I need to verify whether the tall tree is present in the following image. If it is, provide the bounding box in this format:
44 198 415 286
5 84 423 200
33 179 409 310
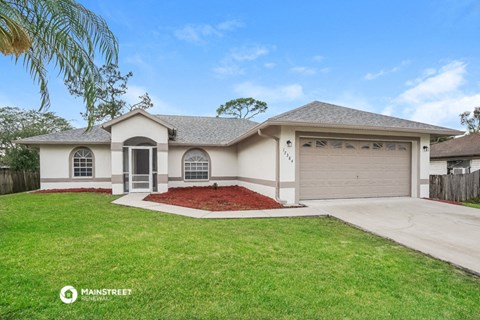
0 107 72 170
216 98 267 120
0 0 118 127
65 64 153 123
460 107 480 133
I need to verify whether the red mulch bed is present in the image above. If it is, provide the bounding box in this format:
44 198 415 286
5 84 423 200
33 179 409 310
34 188 112 194
144 186 283 211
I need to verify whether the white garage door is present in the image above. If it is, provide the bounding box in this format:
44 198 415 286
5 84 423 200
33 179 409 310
299 138 411 199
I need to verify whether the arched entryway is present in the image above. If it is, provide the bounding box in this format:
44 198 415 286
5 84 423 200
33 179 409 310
123 137 157 193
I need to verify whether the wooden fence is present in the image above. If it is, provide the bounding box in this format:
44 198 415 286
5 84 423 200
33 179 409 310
0 168 40 195
429 170 480 202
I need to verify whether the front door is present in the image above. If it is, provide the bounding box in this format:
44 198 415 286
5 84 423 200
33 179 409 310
129 147 152 192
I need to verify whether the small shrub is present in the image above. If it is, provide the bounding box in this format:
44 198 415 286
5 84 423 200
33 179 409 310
212 182 219 190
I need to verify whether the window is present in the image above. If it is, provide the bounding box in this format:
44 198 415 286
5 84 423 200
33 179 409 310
184 149 209 180
397 144 407 151
316 140 327 148
331 141 343 149
373 142 383 150
386 143 396 151
345 142 356 149
302 141 312 147
73 148 93 177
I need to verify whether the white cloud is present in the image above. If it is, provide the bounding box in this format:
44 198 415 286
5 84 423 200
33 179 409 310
233 81 304 102
364 60 411 80
212 64 245 77
290 66 316 75
397 60 466 104
229 45 269 61
264 62 276 69
174 19 243 44
390 60 475 128
125 54 150 69
213 45 271 77
216 19 244 31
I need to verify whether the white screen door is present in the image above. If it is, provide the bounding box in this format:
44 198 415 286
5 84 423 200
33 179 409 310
129 147 152 192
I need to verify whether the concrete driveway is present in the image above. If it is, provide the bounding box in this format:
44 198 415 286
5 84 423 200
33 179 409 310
303 197 480 275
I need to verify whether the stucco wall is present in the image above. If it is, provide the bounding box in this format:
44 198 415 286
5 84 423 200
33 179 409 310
110 114 170 194
429 160 447 175
39 144 111 189
236 132 277 198
168 145 238 187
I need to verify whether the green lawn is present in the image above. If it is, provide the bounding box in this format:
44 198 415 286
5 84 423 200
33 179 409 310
1 193 480 319
463 202 480 209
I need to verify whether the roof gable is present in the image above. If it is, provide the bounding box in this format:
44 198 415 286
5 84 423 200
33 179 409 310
102 109 175 132
268 101 462 136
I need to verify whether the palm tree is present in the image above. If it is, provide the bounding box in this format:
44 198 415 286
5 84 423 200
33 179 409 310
0 0 118 127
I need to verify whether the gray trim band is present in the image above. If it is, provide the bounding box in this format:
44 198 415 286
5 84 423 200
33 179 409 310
238 176 276 187
111 142 123 151
157 143 168 152
157 174 168 183
41 177 111 183
210 176 237 181
111 174 123 184
280 181 296 188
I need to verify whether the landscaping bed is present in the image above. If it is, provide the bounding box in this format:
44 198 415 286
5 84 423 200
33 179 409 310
144 186 283 211
34 188 112 194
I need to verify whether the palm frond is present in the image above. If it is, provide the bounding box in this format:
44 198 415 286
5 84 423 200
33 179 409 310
0 0 119 128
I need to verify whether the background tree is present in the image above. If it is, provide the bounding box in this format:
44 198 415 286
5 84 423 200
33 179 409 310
65 64 153 123
216 98 268 120
0 0 118 127
460 107 480 133
0 107 72 170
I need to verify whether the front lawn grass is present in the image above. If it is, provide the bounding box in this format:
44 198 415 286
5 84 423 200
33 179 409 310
463 202 480 209
1 193 480 319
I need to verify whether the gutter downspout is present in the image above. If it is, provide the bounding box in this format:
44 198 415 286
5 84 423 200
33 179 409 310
257 129 283 203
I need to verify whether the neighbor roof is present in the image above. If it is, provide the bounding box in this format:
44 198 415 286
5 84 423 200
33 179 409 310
430 134 480 159
267 101 462 136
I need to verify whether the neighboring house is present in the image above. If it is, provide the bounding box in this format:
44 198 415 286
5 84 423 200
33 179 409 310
430 133 480 175
18 101 461 204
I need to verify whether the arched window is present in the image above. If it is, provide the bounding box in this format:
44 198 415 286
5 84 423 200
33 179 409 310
72 148 93 177
184 149 209 180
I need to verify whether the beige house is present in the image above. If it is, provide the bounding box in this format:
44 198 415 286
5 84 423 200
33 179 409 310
18 101 461 204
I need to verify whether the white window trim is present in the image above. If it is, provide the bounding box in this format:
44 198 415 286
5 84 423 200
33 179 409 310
183 149 210 182
72 148 94 178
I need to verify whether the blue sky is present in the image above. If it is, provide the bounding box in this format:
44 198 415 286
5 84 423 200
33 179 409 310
1 0 480 129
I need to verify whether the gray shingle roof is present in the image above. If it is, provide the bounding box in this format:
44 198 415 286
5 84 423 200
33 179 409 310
17 101 462 146
430 134 480 159
19 126 111 144
17 116 257 146
269 101 461 134
158 115 257 145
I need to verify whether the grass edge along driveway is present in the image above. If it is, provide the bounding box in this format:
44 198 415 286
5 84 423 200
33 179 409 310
1 192 479 319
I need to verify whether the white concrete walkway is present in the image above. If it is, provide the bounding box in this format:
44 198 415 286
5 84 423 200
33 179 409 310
112 193 327 219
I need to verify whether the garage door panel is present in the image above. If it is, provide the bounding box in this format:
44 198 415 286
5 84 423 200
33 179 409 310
299 138 411 199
